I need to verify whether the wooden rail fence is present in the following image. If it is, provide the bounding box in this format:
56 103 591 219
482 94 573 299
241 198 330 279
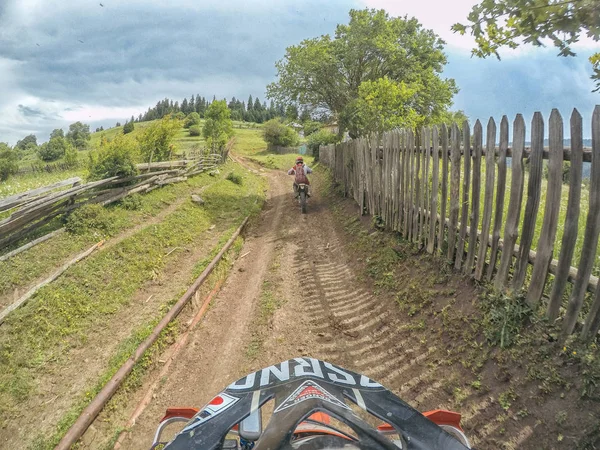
320 106 600 339
0 153 226 252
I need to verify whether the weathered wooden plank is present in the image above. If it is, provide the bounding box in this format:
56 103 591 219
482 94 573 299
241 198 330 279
413 133 422 243
423 127 431 250
403 131 410 236
448 124 461 262
438 125 449 254
0 177 81 212
455 121 471 269
429 126 440 254
526 110 564 307
465 120 483 275
486 116 509 280
512 112 544 290
495 115 526 289
419 129 427 246
407 130 415 241
548 109 583 320
136 160 195 170
475 118 497 280
0 228 65 262
0 240 104 324
580 107 600 338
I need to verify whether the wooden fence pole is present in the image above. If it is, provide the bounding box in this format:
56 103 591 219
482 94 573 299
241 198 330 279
429 126 440 253
438 124 449 254
495 115 526 289
475 118 497 280
526 109 564 307
548 109 583 320
487 116 509 280
455 121 471 269
513 112 544 291
464 120 482 275
448 123 461 262
577 107 600 338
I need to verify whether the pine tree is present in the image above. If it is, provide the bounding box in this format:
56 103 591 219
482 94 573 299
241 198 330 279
181 98 189 114
247 95 253 111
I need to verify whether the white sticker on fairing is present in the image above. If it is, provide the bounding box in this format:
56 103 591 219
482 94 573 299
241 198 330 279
182 392 239 432
273 380 351 413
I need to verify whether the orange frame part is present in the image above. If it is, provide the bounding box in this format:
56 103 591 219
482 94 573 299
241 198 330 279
377 409 464 433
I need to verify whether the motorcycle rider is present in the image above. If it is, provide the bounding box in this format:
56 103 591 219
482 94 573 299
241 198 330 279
287 156 312 198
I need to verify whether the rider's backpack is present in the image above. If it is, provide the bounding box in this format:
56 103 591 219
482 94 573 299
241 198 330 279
294 164 309 184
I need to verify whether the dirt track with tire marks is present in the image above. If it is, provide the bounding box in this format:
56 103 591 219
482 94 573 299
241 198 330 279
102 163 541 449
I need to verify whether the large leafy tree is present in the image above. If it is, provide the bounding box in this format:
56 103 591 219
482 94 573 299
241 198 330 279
267 8 458 136
452 0 600 91
202 100 233 151
66 121 91 149
138 117 181 162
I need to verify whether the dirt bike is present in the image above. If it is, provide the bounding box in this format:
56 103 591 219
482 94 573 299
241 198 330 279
297 183 309 214
151 358 471 449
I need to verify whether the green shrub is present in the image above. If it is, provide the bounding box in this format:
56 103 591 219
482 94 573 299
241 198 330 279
482 291 532 348
63 144 79 168
262 119 299 147
307 129 339 160
119 193 143 211
138 117 180 162
303 121 322 136
88 134 139 180
189 125 201 136
65 204 113 235
123 121 135 134
184 112 201 129
0 144 19 181
38 136 67 161
226 172 243 185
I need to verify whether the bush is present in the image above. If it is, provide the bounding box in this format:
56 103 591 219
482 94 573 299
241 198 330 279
262 119 299 147
303 121 322 137
123 121 135 134
63 144 79 168
226 172 243 185
189 125 201 136
0 144 19 181
65 204 113 235
138 117 180 162
307 129 339 160
119 193 143 210
38 136 67 161
184 112 201 129
88 134 139 180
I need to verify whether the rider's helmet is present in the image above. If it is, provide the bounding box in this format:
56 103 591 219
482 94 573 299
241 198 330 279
296 156 304 164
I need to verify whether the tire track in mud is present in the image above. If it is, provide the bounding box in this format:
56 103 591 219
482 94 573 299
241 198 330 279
282 189 537 449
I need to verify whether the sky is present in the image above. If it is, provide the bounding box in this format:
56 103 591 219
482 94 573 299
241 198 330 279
0 0 598 145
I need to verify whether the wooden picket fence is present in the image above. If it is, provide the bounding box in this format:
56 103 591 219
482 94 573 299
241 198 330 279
320 106 600 339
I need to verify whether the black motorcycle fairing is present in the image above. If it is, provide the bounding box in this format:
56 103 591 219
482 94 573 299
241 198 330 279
163 358 469 450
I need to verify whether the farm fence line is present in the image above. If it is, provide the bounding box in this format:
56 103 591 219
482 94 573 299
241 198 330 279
320 106 600 338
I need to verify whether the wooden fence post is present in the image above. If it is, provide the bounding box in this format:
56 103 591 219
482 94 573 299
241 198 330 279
487 116 508 280
526 109 564 307
495 115 526 289
475 118 497 280
577 107 600 338
548 109 583 320
455 121 471 270
429 126 440 254
448 123 461 262
513 112 544 291
438 125 449 254
465 120 482 275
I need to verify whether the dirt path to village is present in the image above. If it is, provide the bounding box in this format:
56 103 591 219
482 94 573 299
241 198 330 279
97 159 574 450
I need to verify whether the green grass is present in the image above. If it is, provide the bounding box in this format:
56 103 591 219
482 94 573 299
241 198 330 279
0 149 267 448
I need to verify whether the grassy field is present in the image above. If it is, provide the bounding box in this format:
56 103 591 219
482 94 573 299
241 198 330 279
0 129 268 449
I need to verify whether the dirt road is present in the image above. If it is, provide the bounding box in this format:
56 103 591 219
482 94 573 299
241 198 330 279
105 162 546 450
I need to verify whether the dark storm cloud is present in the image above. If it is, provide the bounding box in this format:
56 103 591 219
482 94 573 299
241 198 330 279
18 105 45 117
0 0 357 108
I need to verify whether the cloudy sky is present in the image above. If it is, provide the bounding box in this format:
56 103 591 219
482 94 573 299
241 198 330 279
0 0 598 144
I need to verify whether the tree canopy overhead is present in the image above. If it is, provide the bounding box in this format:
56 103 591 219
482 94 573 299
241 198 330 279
452 0 600 91
267 8 458 137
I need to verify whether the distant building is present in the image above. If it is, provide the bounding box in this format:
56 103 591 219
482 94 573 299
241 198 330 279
323 122 338 134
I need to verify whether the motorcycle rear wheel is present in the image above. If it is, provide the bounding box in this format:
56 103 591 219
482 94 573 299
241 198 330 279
300 191 307 214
